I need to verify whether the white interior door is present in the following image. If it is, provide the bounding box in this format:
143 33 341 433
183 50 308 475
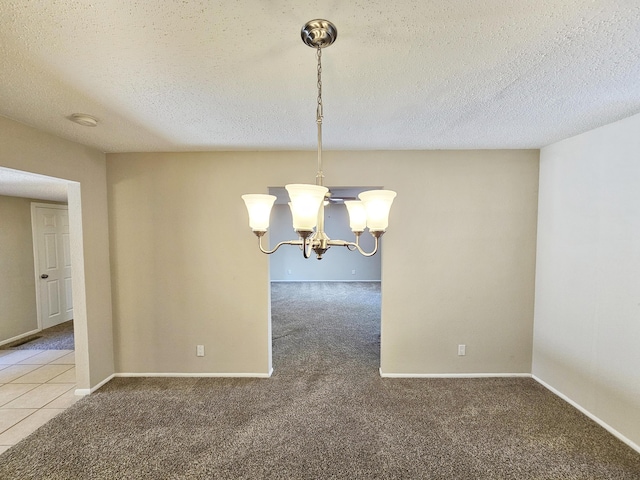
32 204 73 329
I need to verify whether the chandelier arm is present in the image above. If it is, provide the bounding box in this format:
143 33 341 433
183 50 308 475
326 236 381 257
256 233 383 257
258 236 303 255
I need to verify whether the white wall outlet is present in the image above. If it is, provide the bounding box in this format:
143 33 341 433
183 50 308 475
352 269 356 275
196 345 205 357
287 269 292 275
458 344 466 356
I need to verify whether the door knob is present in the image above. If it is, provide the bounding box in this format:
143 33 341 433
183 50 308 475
40 274 49 279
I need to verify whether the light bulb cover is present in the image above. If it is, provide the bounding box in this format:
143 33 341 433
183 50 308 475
358 190 397 232
344 200 367 232
241 194 277 231
285 184 328 231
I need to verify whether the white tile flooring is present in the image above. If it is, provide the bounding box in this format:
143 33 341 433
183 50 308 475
0 348 78 455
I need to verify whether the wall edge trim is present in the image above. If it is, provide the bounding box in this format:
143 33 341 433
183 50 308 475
114 372 273 378
379 369 531 378
75 370 274 396
0 328 41 347
75 373 115 396
532 374 640 454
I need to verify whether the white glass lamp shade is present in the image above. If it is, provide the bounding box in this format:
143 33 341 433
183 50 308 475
285 184 328 231
241 194 277 232
358 190 397 232
344 201 367 232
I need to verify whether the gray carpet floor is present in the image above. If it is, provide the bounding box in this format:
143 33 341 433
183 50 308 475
0 320 74 350
0 283 638 478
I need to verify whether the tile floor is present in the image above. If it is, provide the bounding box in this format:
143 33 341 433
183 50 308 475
0 348 78 455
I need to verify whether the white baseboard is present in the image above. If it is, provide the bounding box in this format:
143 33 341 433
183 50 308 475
75 373 115 396
379 369 531 378
114 371 273 379
0 328 40 347
75 370 274 396
532 375 640 455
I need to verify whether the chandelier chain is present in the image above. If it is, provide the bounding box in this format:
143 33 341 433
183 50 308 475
316 46 323 122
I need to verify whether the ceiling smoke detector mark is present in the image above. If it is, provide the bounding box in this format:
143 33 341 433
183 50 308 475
69 113 98 127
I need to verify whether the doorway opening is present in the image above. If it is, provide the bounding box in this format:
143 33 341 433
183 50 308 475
0 167 87 394
267 186 383 375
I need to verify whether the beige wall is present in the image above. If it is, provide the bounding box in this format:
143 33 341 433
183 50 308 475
0 196 38 343
380 150 539 374
0 116 114 391
534 113 640 448
107 150 539 375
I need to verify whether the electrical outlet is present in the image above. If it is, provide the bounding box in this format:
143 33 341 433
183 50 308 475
287 269 292 275
458 344 466 356
352 269 356 275
196 345 205 357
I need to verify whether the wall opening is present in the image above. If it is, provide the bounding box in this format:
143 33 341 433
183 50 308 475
0 167 87 393
267 186 382 375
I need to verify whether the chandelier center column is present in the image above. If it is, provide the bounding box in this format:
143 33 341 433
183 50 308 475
316 46 324 187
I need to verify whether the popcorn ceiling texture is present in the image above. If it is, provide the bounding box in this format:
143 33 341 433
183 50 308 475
0 1 639 153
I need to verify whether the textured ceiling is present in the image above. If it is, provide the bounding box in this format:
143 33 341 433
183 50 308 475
0 1 639 153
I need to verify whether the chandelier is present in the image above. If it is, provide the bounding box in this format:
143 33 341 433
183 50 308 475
241 19 396 260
